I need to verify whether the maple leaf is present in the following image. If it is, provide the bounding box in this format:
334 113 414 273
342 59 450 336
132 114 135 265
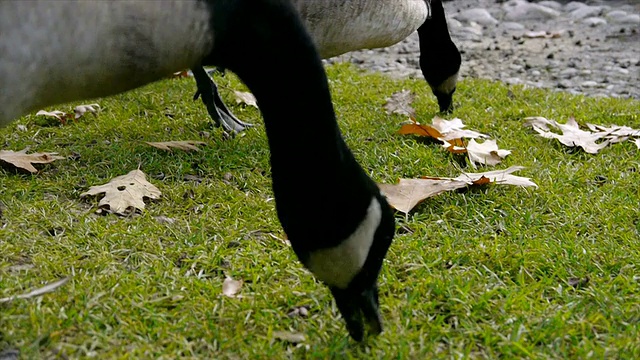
384 89 416 117
525 117 610 154
379 166 537 214
145 140 207 152
233 90 258 108
0 149 65 173
465 139 512 168
80 169 161 215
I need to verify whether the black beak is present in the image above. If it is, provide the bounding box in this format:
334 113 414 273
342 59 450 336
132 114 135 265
330 284 382 342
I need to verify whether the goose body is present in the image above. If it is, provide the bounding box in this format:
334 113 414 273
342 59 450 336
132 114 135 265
294 0 431 59
195 0 461 132
1 0 395 341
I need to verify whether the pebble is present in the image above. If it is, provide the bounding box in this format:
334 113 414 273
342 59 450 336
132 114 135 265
328 0 640 100
455 8 499 26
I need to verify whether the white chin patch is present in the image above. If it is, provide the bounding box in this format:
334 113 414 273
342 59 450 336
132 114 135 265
306 197 382 289
435 72 459 95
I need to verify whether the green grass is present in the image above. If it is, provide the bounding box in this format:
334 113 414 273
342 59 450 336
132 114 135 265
1 64 639 359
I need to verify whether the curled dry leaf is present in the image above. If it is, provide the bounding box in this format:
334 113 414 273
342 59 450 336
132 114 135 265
384 89 416 117
273 331 306 344
585 123 640 144
378 178 468 214
0 277 70 304
379 166 537 214
0 149 65 173
233 90 258 108
74 103 100 119
431 117 489 141
80 169 161 215
170 70 192 78
449 166 539 188
524 116 640 154
222 276 242 298
465 139 512 168
399 117 488 143
36 109 73 123
145 140 207 152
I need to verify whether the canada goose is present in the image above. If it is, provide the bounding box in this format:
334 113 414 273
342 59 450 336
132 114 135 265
194 0 461 132
0 0 395 341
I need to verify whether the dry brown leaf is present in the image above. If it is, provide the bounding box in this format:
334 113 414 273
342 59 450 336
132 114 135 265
379 166 537 213
585 123 640 144
384 89 416 117
80 169 161 215
233 90 258 108
398 121 443 139
0 149 65 173
525 117 612 154
222 276 242 298
449 166 538 188
399 117 488 144
465 139 512 168
145 140 207 152
273 331 306 344
0 277 69 304
170 70 191 79
74 103 100 119
431 117 489 141
379 178 468 213
36 109 73 123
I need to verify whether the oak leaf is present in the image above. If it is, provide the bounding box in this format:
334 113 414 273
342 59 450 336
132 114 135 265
399 117 488 144
523 116 636 154
465 139 512 168
384 90 416 117
379 166 537 213
80 169 161 215
378 178 468 213
233 91 258 108
431 117 489 141
585 123 640 144
145 140 207 152
0 149 65 173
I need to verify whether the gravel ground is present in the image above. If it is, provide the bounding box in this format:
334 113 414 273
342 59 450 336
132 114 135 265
325 0 639 99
